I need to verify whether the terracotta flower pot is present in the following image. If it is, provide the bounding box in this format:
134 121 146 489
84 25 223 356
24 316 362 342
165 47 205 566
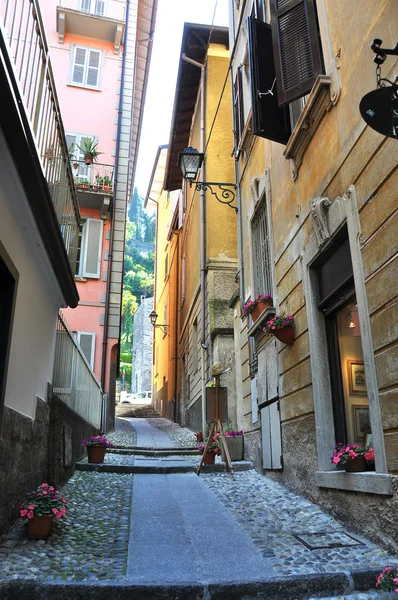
87 445 107 463
196 432 203 442
203 451 215 465
272 325 295 345
27 515 54 539
84 154 93 165
344 456 367 472
251 301 272 322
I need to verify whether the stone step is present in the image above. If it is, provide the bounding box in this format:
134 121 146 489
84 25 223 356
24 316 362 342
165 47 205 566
108 447 198 456
75 460 255 475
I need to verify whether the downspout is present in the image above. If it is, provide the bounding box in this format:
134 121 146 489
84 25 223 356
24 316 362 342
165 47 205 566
181 53 207 435
173 231 179 423
100 0 130 393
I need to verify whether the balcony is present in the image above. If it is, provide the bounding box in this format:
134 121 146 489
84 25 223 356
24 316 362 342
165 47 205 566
57 0 125 54
0 0 80 306
73 160 114 217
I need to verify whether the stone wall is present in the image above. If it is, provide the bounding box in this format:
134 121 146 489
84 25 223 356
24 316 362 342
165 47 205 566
0 388 96 539
131 297 153 393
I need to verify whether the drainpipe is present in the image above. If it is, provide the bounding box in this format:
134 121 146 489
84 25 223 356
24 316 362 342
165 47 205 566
100 0 131 395
181 53 207 435
173 232 179 423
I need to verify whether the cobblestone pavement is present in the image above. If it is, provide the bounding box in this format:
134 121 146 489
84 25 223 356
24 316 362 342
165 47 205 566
1 417 397 598
201 470 397 577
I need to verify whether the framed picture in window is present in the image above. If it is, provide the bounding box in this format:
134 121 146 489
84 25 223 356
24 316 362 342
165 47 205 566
347 360 367 396
352 405 370 441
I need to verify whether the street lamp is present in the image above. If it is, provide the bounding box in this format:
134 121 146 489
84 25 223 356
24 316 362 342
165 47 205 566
149 310 169 334
178 147 237 212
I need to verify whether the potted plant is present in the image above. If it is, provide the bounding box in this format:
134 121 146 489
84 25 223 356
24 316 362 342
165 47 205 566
264 314 295 344
243 294 273 321
376 566 398 596
197 435 221 465
82 434 114 464
103 175 112 190
330 443 367 472
365 447 375 470
20 482 67 539
217 429 244 461
76 139 103 165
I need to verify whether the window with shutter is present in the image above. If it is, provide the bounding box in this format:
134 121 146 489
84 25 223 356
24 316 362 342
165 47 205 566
247 16 291 144
70 46 102 90
77 332 95 369
82 218 103 278
251 195 272 297
270 0 324 107
79 0 105 15
66 132 95 181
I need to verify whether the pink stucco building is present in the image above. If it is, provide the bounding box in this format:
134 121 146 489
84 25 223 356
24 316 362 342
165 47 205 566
40 0 157 427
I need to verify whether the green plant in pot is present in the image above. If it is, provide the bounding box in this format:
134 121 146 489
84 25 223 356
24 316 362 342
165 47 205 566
76 139 103 165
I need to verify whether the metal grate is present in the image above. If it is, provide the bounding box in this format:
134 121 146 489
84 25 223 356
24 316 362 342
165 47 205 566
278 3 314 90
294 532 363 550
251 197 272 297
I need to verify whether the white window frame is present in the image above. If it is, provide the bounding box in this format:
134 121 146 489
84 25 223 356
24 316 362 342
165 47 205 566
79 0 107 16
77 331 96 369
65 132 98 182
69 45 103 90
80 218 103 279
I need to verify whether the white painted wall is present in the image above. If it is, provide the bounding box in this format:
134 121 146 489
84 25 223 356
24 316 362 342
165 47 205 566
0 130 66 419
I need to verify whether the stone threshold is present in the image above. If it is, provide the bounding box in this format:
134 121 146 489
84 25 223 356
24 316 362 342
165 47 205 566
75 461 255 475
108 447 198 456
0 568 384 600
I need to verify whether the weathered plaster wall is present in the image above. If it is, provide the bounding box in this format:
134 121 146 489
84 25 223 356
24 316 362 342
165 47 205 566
131 297 154 393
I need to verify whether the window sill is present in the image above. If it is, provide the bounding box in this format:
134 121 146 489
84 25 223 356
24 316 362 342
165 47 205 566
316 470 392 496
284 75 333 180
247 306 275 338
67 83 101 92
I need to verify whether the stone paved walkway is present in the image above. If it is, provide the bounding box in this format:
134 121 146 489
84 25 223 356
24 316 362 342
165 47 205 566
0 418 397 600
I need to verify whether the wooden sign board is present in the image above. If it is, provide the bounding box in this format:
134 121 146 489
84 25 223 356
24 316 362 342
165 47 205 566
206 387 228 422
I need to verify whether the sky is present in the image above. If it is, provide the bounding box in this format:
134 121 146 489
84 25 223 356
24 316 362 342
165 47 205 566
134 0 229 198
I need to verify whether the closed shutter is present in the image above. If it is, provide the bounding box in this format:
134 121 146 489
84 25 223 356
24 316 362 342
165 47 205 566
247 16 291 144
78 332 95 369
82 218 103 278
87 50 100 87
270 0 324 106
72 47 86 84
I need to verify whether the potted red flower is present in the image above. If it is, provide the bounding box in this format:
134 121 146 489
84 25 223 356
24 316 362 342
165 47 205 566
82 434 114 464
20 482 67 539
243 294 273 321
264 314 295 344
330 443 367 472
197 436 221 465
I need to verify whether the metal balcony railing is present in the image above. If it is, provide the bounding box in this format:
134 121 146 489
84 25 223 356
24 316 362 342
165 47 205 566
1 0 80 275
73 160 115 194
53 312 103 429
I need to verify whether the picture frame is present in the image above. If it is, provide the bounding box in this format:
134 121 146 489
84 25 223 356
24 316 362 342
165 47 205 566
347 359 367 396
352 405 370 441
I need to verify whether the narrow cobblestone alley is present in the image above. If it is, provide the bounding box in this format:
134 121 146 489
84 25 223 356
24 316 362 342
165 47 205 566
0 418 397 600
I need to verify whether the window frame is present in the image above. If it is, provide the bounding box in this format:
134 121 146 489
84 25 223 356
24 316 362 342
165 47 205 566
79 0 106 16
250 193 272 298
77 331 96 369
69 45 103 91
79 217 103 279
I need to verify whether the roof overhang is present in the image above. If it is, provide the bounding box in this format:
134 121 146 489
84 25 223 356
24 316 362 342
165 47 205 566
56 7 125 54
144 145 168 208
164 23 229 192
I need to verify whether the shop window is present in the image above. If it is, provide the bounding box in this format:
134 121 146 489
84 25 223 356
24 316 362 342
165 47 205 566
314 229 371 447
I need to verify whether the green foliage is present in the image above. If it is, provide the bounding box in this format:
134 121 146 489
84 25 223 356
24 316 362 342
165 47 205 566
120 188 155 355
120 352 132 364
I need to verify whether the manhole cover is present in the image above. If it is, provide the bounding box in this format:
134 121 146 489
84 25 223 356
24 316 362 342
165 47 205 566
293 532 363 550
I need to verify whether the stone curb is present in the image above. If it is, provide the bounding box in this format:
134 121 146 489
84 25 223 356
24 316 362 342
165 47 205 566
0 570 382 600
75 461 255 474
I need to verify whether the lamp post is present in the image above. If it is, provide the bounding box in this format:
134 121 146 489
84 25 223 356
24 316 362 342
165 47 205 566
178 147 238 212
149 310 169 335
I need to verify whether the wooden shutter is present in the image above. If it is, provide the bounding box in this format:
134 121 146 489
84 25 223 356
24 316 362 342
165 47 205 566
78 332 95 369
72 47 86 84
87 50 100 87
233 66 244 149
82 218 103 278
270 0 324 106
247 16 291 144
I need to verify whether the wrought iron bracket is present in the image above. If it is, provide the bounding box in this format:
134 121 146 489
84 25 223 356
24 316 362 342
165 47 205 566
154 324 169 334
371 39 398 66
188 181 237 212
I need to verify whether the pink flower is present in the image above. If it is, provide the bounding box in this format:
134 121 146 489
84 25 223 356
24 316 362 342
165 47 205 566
49 486 55 491
28 504 35 510
332 457 340 464
27 510 34 519
41 483 47 488
20 509 28 517
52 508 58 514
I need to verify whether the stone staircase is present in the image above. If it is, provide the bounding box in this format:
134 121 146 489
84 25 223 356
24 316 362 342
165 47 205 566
115 403 161 418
